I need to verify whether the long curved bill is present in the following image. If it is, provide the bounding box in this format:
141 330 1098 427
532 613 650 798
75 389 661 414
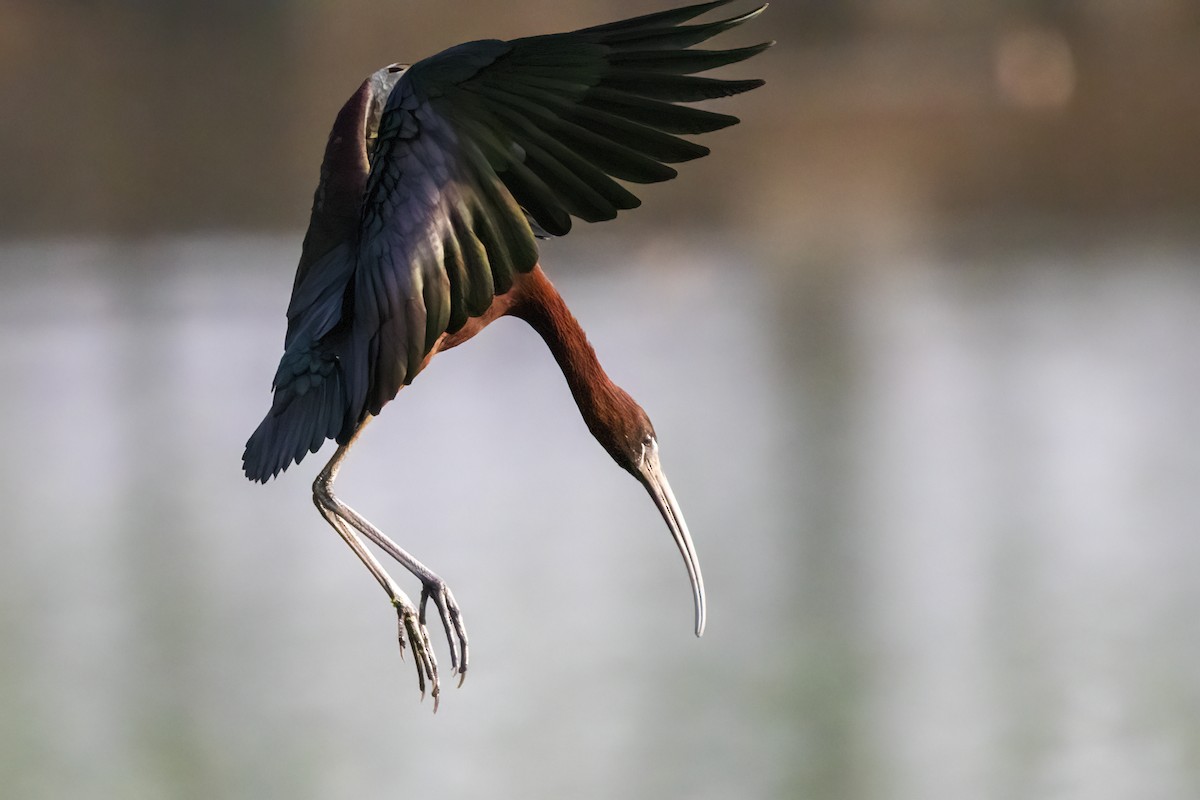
637 442 706 637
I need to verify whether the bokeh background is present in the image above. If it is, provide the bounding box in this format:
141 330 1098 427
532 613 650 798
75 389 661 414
3 1 1199 798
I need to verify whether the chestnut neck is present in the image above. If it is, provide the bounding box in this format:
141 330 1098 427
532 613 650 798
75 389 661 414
511 268 630 447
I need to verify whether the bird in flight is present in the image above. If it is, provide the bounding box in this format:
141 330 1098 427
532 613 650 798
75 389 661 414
243 0 770 708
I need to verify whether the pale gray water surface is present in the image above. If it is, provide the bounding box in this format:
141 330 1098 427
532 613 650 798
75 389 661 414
1 235 1198 799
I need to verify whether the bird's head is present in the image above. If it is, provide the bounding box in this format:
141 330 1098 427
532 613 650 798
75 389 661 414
370 62 409 86
596 391 706 638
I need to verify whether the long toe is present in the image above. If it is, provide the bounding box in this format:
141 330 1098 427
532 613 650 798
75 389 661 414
395 598 440 707
421 579 469 683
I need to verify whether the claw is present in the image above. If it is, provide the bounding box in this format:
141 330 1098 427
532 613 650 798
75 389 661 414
419 579 470 687
395 598 440 708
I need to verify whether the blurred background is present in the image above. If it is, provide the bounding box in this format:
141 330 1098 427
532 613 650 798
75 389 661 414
2 1 1199 798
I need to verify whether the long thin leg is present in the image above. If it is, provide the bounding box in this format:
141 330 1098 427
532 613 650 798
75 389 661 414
314 501 440 704
312 418 447 706
312 416 469 698
322 492 470 685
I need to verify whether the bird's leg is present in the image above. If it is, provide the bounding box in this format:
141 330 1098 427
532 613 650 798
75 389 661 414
313 416 469 687
312 421 446 706
313 501 440 703
319 496 469 686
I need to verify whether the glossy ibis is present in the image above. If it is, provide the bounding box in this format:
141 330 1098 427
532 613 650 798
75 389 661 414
243 0 770 707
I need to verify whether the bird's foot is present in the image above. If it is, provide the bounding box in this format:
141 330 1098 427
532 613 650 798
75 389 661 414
393 596 441 710
420 578 469 687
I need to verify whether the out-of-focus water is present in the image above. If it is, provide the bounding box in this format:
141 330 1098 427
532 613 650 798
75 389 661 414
1 235 1198 800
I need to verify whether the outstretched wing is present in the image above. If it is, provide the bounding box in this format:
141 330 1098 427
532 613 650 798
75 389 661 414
245 0 770 481
347 0 772 418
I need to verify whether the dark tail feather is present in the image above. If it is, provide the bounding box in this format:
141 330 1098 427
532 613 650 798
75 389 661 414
243 361 348 482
